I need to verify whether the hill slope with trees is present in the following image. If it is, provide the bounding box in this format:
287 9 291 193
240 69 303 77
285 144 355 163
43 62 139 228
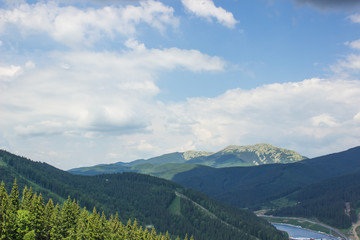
0 150 286 240
0 181 185 240
173 146 360 229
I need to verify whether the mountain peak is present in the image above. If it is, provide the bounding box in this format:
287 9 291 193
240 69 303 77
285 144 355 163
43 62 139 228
218 143 306 164
182 150 213 161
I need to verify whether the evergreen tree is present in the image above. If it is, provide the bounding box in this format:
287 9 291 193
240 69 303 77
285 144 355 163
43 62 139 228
61 197 78 238
31 193 46 239
0 182 9 239
21 186 33 211
9 179 19 212
50 204 63 240
44 198 55 239
16 209 32 239
76 208 90 240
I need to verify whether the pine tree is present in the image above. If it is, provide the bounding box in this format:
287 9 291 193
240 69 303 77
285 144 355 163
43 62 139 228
75 208 90 240
150 227 157 240
44 198 55 239
50 204 63 240
9 179 19 212
5 180 20 239
87 207 101 239
29 193 45 239
0 181 18 240
61 196 78 238
99 211 110 239
0 182 9 239
21 186 33 211
16 209 32 239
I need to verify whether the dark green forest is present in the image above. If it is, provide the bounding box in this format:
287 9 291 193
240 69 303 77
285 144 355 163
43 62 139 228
173 146 360 210
0 150 286 240
0 181 191 240
268 170 360 229
173 146 360 229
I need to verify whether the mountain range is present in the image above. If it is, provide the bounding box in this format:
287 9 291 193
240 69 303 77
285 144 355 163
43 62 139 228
0 149 286 240
70 143 360 230
173 146 360 229
69 143 307 179
3 143 359 234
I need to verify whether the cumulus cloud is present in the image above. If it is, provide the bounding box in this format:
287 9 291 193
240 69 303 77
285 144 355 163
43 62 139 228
345 39 360 50
349 14 360 24
294 0 360 10
331 54 360 77
0 41 225 138
0 64 23 81
0 0 178 47
162 78 360 157
181 0 238 28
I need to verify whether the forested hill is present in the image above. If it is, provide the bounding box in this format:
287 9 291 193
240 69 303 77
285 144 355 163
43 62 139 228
268 169 360 229
0 181 186 240
173 146 360 229
0 150 287 240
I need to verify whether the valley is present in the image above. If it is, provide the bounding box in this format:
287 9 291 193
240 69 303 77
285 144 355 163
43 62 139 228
0 149 286 240
1 144 359 239
69 144 360 239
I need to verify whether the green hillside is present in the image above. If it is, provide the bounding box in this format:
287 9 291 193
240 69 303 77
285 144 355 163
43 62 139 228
69 143 306 177
0 181 183 240
268 170 360 228
0 150 286 240
172 146 360 229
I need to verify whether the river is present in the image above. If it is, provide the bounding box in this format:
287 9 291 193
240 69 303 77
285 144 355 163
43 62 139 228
273 223 340 239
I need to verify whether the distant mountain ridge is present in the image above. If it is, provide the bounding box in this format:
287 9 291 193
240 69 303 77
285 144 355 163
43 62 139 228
187 143 306 167
173 146 360 229
69 143 306 177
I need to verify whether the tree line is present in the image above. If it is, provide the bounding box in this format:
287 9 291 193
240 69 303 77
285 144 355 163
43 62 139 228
0 180 192 240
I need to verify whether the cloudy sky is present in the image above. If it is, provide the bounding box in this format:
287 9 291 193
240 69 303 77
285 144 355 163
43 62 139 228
1 0 360 169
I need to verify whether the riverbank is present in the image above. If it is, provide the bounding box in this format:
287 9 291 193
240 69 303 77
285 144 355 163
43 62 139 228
273 223 339 240
258 215 349 240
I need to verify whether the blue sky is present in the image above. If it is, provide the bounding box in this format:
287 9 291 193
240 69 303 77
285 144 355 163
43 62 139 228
1 0 360 169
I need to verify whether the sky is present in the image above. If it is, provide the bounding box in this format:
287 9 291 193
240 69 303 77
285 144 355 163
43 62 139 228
1 0 360 170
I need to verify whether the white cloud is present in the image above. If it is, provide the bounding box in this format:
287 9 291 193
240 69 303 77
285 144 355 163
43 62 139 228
0 41 224 138
0 64 22 81
331 54 360 76
0 1 178 47
181 0 238 28
345 39 360 50
122 39 226 71
311 114 339 127
349 14 360 24
162 78 360 157
2 66 360 168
